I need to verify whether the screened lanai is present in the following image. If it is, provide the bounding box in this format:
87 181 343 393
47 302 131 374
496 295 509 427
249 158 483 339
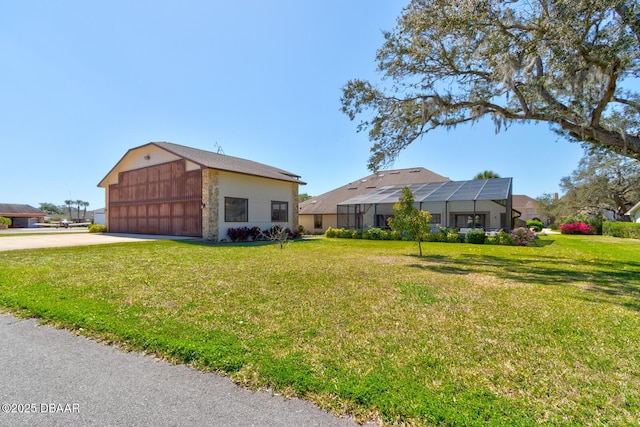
336 178 515 232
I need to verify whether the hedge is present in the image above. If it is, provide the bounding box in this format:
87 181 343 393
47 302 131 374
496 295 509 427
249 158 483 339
602 222 640 239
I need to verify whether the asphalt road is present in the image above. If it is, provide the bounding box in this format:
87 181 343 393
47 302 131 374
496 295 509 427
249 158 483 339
0 313 360 427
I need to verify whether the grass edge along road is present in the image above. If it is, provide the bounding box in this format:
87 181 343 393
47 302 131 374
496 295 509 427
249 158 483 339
0 235 639 425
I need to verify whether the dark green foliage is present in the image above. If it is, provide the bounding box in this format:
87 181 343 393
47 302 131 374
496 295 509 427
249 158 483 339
526 220 544 232
603 222 640 239
465 229 486 244
325 227 401 240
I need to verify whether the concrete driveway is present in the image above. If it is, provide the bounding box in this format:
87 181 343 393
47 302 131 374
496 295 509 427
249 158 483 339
0 229 193 251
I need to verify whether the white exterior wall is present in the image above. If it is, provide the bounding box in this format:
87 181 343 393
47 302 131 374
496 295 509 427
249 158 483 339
217 171 296 240
94 212 106 225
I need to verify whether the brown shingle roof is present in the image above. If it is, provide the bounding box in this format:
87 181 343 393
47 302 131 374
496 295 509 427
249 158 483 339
152 142 305 184
512 195 538 211
99 142 305 187
299 167 450 215
0 204 47 217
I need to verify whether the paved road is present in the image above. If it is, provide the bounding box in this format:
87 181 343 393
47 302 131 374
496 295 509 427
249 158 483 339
0 313 360 427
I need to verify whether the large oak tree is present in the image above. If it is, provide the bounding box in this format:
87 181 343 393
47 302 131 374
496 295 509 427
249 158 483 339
341 0 640 171
559 147 640 219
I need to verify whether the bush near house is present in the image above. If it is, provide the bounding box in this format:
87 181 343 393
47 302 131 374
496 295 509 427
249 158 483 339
526 219 544 232
226 226 262 242
558 214 603 234
465 229 486 244
326 227 534 246
0 216 12 228
511 227 537 245
226 226 301 242
603 222 640 239
485 231 515 246
560 222 594 235
88 224 107 233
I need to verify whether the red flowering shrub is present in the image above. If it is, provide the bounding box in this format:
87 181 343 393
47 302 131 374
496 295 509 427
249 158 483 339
560 222 593 235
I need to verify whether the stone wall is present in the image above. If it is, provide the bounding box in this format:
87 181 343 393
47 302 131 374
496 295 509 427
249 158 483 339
202 169 219 240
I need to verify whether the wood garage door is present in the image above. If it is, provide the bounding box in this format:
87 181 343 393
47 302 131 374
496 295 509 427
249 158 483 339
108 160 202 236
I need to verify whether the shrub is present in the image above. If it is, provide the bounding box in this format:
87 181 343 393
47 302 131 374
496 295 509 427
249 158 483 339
560 222 593 235
227 226 263 242
558 214 603 234
363 227 384 240
511 227 537 246
0 216 12 226
526 219 544 232
603 222 640 239
361 227 401 240
486 231 515 246
465 229 486 244
446 231 462 243
89 224 107 233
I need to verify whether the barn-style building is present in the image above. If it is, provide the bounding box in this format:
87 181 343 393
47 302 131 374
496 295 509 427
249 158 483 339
98 142 305 240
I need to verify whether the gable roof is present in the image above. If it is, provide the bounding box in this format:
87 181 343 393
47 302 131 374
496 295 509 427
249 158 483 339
512 195 538 210
338 178 513 205
299 167 450 215
626 201 640 216
98 141 305 187
0 204 47 217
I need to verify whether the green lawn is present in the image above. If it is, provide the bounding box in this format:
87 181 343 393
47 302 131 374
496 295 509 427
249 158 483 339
0 235 639 425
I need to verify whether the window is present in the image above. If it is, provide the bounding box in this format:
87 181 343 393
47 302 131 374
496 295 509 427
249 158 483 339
271 201 288 222
430 213 441 224
455 214 485 229
314 214 322 229
225 197 248 222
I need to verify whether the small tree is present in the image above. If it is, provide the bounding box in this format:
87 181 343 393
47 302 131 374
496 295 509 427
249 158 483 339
265 225 289 250
388 187 432 256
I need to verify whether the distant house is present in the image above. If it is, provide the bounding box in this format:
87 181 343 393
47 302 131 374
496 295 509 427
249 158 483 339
336 178 515 232
0 204 46 228
98 142 305 240
299 167 450 233
93 208 106 225
626 201 640 223
512 195 547 224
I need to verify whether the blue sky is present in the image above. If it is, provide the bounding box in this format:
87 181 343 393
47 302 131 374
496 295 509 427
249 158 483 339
1 1 585 211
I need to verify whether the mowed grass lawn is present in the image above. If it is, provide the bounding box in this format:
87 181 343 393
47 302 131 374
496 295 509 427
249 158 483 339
1 234 639 425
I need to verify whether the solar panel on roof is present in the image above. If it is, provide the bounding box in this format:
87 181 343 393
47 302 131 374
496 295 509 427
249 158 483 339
337 178 512 205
